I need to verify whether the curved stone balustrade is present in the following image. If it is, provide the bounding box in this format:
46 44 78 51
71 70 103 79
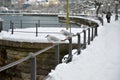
58 15 100 27
0 15 99 79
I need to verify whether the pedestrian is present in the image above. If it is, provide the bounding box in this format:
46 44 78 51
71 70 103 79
106 12 112 23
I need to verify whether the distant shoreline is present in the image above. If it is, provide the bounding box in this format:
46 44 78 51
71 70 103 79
23 13 58 16
0 12 60 16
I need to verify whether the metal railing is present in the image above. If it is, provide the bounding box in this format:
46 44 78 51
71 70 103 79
9 20 66 29
9 20 78 37
0 24 98 80
0 44 58 80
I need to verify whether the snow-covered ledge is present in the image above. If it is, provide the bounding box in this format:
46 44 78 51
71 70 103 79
58 15 101 26
0 15 100 76
0 15 100 48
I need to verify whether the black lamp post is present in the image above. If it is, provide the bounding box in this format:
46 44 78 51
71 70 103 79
115 0 119 21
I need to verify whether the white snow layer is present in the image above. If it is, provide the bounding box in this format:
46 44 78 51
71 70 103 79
0 14 120 80
46 15 120 80
0 27 85 43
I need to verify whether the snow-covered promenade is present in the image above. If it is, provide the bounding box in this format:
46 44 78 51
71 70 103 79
46 15 120 80
0 14 120 80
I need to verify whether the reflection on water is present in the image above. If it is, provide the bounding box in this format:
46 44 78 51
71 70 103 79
0 15 64 31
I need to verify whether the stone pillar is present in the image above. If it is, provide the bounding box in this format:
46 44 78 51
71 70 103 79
0 18 3 32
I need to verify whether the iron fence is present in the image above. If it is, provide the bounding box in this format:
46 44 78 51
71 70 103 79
9 20 67 29
9 20 79 37
0 23 98 80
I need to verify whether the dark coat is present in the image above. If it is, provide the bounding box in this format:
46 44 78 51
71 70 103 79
106 12 112 19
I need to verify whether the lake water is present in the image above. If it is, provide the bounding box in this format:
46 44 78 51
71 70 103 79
0 15 66 31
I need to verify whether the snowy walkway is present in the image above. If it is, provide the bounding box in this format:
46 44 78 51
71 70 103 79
46 15 120 80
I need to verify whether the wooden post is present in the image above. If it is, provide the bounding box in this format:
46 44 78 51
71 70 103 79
29 53 36 80
88 28 91 45
83 30 86 49
77 33 81 55
0 19 3 32
67 37 72 63
91 27 94 41
95 25 98 36
54 44 59 66
36 24 38 37
11 22 14 34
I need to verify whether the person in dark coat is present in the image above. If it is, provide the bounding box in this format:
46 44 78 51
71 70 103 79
106 12 112 23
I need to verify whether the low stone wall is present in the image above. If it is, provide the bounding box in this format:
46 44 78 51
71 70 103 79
0 40 78 76
0 39 77 52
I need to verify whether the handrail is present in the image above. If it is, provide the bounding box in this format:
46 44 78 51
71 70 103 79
34 45 56 56
0 55 30 72
0 44 56 71
0 21 99 80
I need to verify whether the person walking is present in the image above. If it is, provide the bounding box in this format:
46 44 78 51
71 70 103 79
106 12 112 23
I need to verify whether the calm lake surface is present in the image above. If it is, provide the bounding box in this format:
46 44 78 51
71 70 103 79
0 15 65 31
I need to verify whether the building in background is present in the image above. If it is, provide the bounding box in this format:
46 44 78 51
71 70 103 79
0 0 11 8
0 0 20 9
